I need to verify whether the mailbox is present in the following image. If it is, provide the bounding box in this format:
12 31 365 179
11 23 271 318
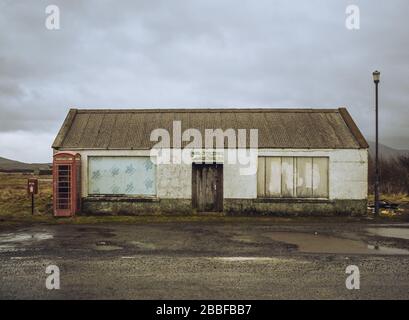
27 178 38 195
53 151 81 217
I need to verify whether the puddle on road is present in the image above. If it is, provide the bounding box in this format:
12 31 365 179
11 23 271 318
269 232 409 255
366 228 409 240
212 256 305 264
0 245 27 253
0 232 53 253
0 232 53 243
230 235 257 244
94 241 123 251
94 245 122 251
215 257 281 262
131 241 156 250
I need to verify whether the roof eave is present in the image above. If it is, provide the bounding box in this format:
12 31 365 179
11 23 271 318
338 107 369 149
51 108 78 149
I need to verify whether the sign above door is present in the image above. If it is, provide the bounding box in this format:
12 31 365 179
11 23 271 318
191 150 224 163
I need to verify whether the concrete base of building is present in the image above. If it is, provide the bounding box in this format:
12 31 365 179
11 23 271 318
81 197 367 216
81 197 192 215
224 199 367 216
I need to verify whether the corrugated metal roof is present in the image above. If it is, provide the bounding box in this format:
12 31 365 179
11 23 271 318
52 108 368 149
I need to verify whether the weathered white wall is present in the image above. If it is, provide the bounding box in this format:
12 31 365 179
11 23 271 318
63 148 367 200
224 161 257 199
326 149 368 200
156 162 191 198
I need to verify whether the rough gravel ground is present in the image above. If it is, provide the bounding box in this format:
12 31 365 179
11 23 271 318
1 221 409 299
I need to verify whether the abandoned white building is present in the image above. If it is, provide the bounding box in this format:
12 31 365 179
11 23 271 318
52 108 368 216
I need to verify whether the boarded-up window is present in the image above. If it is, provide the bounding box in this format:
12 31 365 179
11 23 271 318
312 157 329 198
266 157 281 197
257 157 328 198
296 157 313 197
281 157 295 197
257 157 265 196
88 156 156 196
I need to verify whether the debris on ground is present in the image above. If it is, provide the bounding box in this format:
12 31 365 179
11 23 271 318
368 200 404 217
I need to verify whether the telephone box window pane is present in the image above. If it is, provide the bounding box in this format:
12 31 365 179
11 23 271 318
88 157 156 196
57 165 71 209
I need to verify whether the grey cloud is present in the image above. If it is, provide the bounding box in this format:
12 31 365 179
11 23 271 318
0 0 408 162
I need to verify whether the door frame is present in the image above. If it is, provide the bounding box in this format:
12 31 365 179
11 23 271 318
192 163 223 212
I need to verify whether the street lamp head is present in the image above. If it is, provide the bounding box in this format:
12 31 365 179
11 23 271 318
373 70 380 83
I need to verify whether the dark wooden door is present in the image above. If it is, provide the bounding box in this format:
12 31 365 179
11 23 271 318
192 163 223 212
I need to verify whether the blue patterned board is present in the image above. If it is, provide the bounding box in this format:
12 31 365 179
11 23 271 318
88 157 156 195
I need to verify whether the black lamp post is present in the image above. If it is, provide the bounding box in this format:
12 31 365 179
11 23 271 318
373 70 380 217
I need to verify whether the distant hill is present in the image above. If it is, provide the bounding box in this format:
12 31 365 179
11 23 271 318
368 141 409 160
0 156 51 172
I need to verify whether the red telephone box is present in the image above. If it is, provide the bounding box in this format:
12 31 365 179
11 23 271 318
53 151 81 217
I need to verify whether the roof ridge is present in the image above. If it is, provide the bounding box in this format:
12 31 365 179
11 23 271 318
75 108 340 113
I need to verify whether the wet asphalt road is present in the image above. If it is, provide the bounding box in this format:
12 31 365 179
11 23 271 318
1 220 409 299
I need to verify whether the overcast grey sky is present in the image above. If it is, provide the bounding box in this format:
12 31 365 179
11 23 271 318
0 0 408 162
